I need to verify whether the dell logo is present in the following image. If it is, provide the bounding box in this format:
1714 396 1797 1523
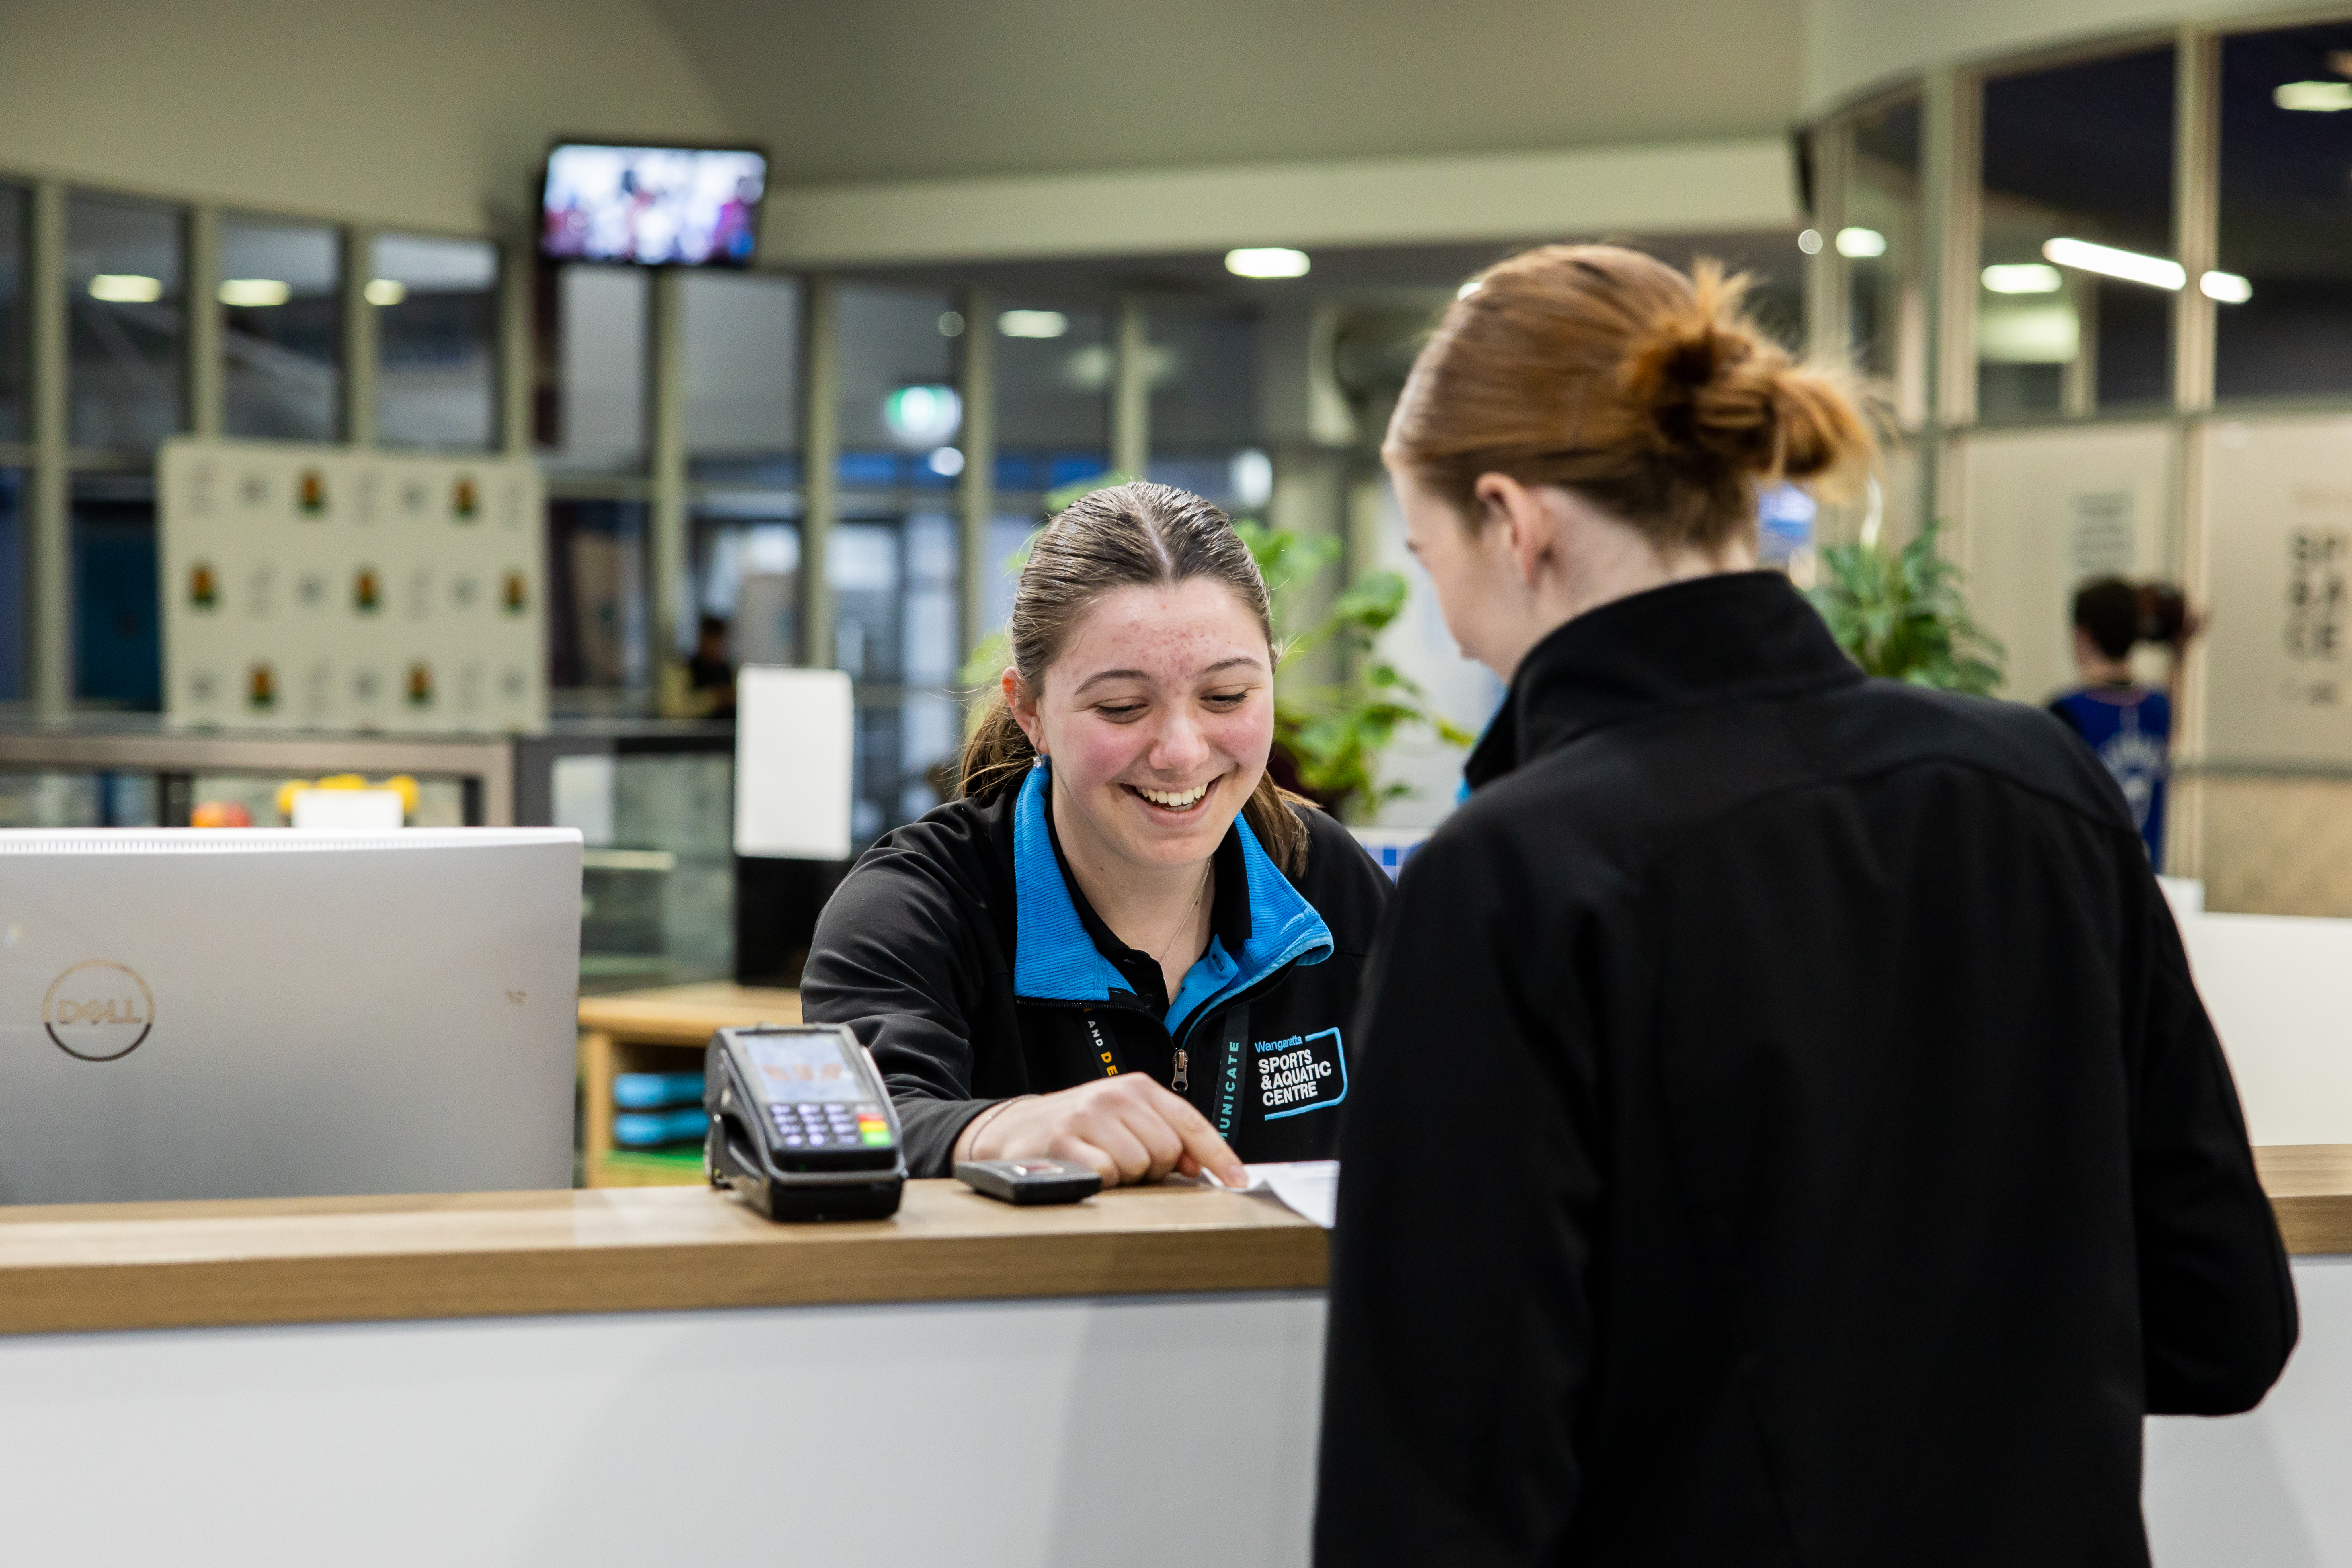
42 960 156 1062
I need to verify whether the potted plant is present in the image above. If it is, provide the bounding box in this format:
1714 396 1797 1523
1807 519 2006 695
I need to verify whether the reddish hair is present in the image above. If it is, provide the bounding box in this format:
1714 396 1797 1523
1389 245 1874 553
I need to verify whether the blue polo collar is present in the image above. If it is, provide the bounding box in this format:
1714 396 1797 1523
1011 762 1332 1023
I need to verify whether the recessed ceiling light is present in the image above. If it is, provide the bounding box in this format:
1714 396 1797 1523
2276 80 2352 111
219 278 291 307
1225 247 1310 279
997 309 1068 339
936 310 965 338
1798 228 1824 255
363 279 406 307
87 274 163 303
1835 227 1887 258
2201 270 2254 304
1981 263 2062 294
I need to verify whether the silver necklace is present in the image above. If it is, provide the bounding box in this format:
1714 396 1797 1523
1152 865 1213 968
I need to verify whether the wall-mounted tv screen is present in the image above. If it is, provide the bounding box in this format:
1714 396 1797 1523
540 143 766 268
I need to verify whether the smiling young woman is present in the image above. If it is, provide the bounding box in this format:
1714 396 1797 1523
798 482 1393 1186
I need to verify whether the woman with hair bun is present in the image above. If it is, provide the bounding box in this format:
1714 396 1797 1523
1314 246 2290 1565
800 481 1390 1187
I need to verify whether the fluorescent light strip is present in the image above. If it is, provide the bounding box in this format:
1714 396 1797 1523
88 274 163 303
219 278 291 307
2276 80 2352 112
996 309 1067 339
2201 270 2253 304
2042 238 2184 291
1835 227 1887 258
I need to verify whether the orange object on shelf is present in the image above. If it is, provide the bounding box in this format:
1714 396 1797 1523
190 801 252 829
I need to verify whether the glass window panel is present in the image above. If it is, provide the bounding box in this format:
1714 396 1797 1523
540 266 649 475
685 271 800 486
2216 23 2352 400
0 469 21 700
547 498 649 690
836 283 958 495
1978 47 2176 419
1146 307 1258 508
71 473 160 709
372 232 497 449
1843 101 1924 422
221 215 343 441
992 299 1109 497
0 184 25 443
67 193 185 450
695 514 800 665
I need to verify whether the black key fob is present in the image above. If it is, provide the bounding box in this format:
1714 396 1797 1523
954 1158 1102 1205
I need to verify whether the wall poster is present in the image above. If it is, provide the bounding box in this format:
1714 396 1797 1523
160 439 546 732
1955 423 2176 705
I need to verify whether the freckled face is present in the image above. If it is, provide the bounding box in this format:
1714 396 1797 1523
1014 579 1275 874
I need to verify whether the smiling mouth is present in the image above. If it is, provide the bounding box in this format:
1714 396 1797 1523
1126 780 1213 813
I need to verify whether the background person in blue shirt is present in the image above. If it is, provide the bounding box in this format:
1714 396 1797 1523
2049 577 2179 863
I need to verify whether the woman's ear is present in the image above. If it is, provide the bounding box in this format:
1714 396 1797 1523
1474 472 1559 590
1004 668 1045 755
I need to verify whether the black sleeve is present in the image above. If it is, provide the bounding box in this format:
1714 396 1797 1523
799 843 997 1177
2046 698 2084 736
1315 821 1601 1566
2128 871 2299 1414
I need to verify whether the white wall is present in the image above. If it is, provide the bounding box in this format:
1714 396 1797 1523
653 0 1807 185
0 0 730 235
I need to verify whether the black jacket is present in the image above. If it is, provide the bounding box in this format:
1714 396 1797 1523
801 764 1392 1175
1315 572 2295 1568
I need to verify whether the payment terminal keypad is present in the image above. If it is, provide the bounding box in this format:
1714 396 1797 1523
766 1102 894 1148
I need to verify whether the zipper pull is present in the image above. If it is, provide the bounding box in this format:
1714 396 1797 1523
1172 1048 1189 1092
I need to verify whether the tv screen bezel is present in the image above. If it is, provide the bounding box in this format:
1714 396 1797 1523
537 137 771 271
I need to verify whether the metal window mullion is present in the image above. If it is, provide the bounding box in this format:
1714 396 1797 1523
187 205 223 438
1918 68 1981 545
799 275 839 671
956 287 997 665
1111 296 1148 478
2173 28 2219 415
648 266 688 687
1805 122 1850 368
343 223 376 445
498 240 532 456
28 179 67 712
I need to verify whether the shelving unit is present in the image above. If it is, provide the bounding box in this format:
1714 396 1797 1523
576 981 800 1187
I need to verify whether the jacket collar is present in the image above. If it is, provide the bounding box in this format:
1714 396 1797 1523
1011 762 1333 1006
1464 571 1861 790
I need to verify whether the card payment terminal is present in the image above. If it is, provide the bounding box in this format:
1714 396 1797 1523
705 1025 906 1221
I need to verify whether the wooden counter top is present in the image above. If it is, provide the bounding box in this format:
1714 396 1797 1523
0 1179 1323 1337
0 1147 2341 1340
2255 1144 2352 1256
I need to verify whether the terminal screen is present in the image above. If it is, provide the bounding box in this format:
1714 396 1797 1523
744 1035 864 1104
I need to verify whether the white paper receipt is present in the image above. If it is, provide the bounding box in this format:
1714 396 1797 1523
1208 1160 1339 1229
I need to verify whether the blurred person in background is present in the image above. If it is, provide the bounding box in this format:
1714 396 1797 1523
1314 246 2294 1567
2050 578 2195 865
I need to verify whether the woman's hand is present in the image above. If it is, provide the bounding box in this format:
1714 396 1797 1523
955 1077 1247 1188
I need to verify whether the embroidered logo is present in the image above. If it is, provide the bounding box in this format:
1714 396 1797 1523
1256 1027 1345 1119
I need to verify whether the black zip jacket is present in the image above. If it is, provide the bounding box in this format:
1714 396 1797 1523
801 764 1392 1175
1315 572 2296 1568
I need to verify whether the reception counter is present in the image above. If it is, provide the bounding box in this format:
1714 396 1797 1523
0 1179 1324 1336
0 1158 2340 1566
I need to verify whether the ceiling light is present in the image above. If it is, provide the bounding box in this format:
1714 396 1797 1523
2276 80 2352 112
2201 269 2254 304
1798 228 1824 255
926 446 965 478
1982 263 2062 294
1225 247 1310 279
1835 227 1887 258
219 278 291 307
997 309 1067 339
1229 449 1274 510
936 310 964 338
363 278 407 307
1978 303 2081 364
88 274 162 303
2042 237 2184 290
